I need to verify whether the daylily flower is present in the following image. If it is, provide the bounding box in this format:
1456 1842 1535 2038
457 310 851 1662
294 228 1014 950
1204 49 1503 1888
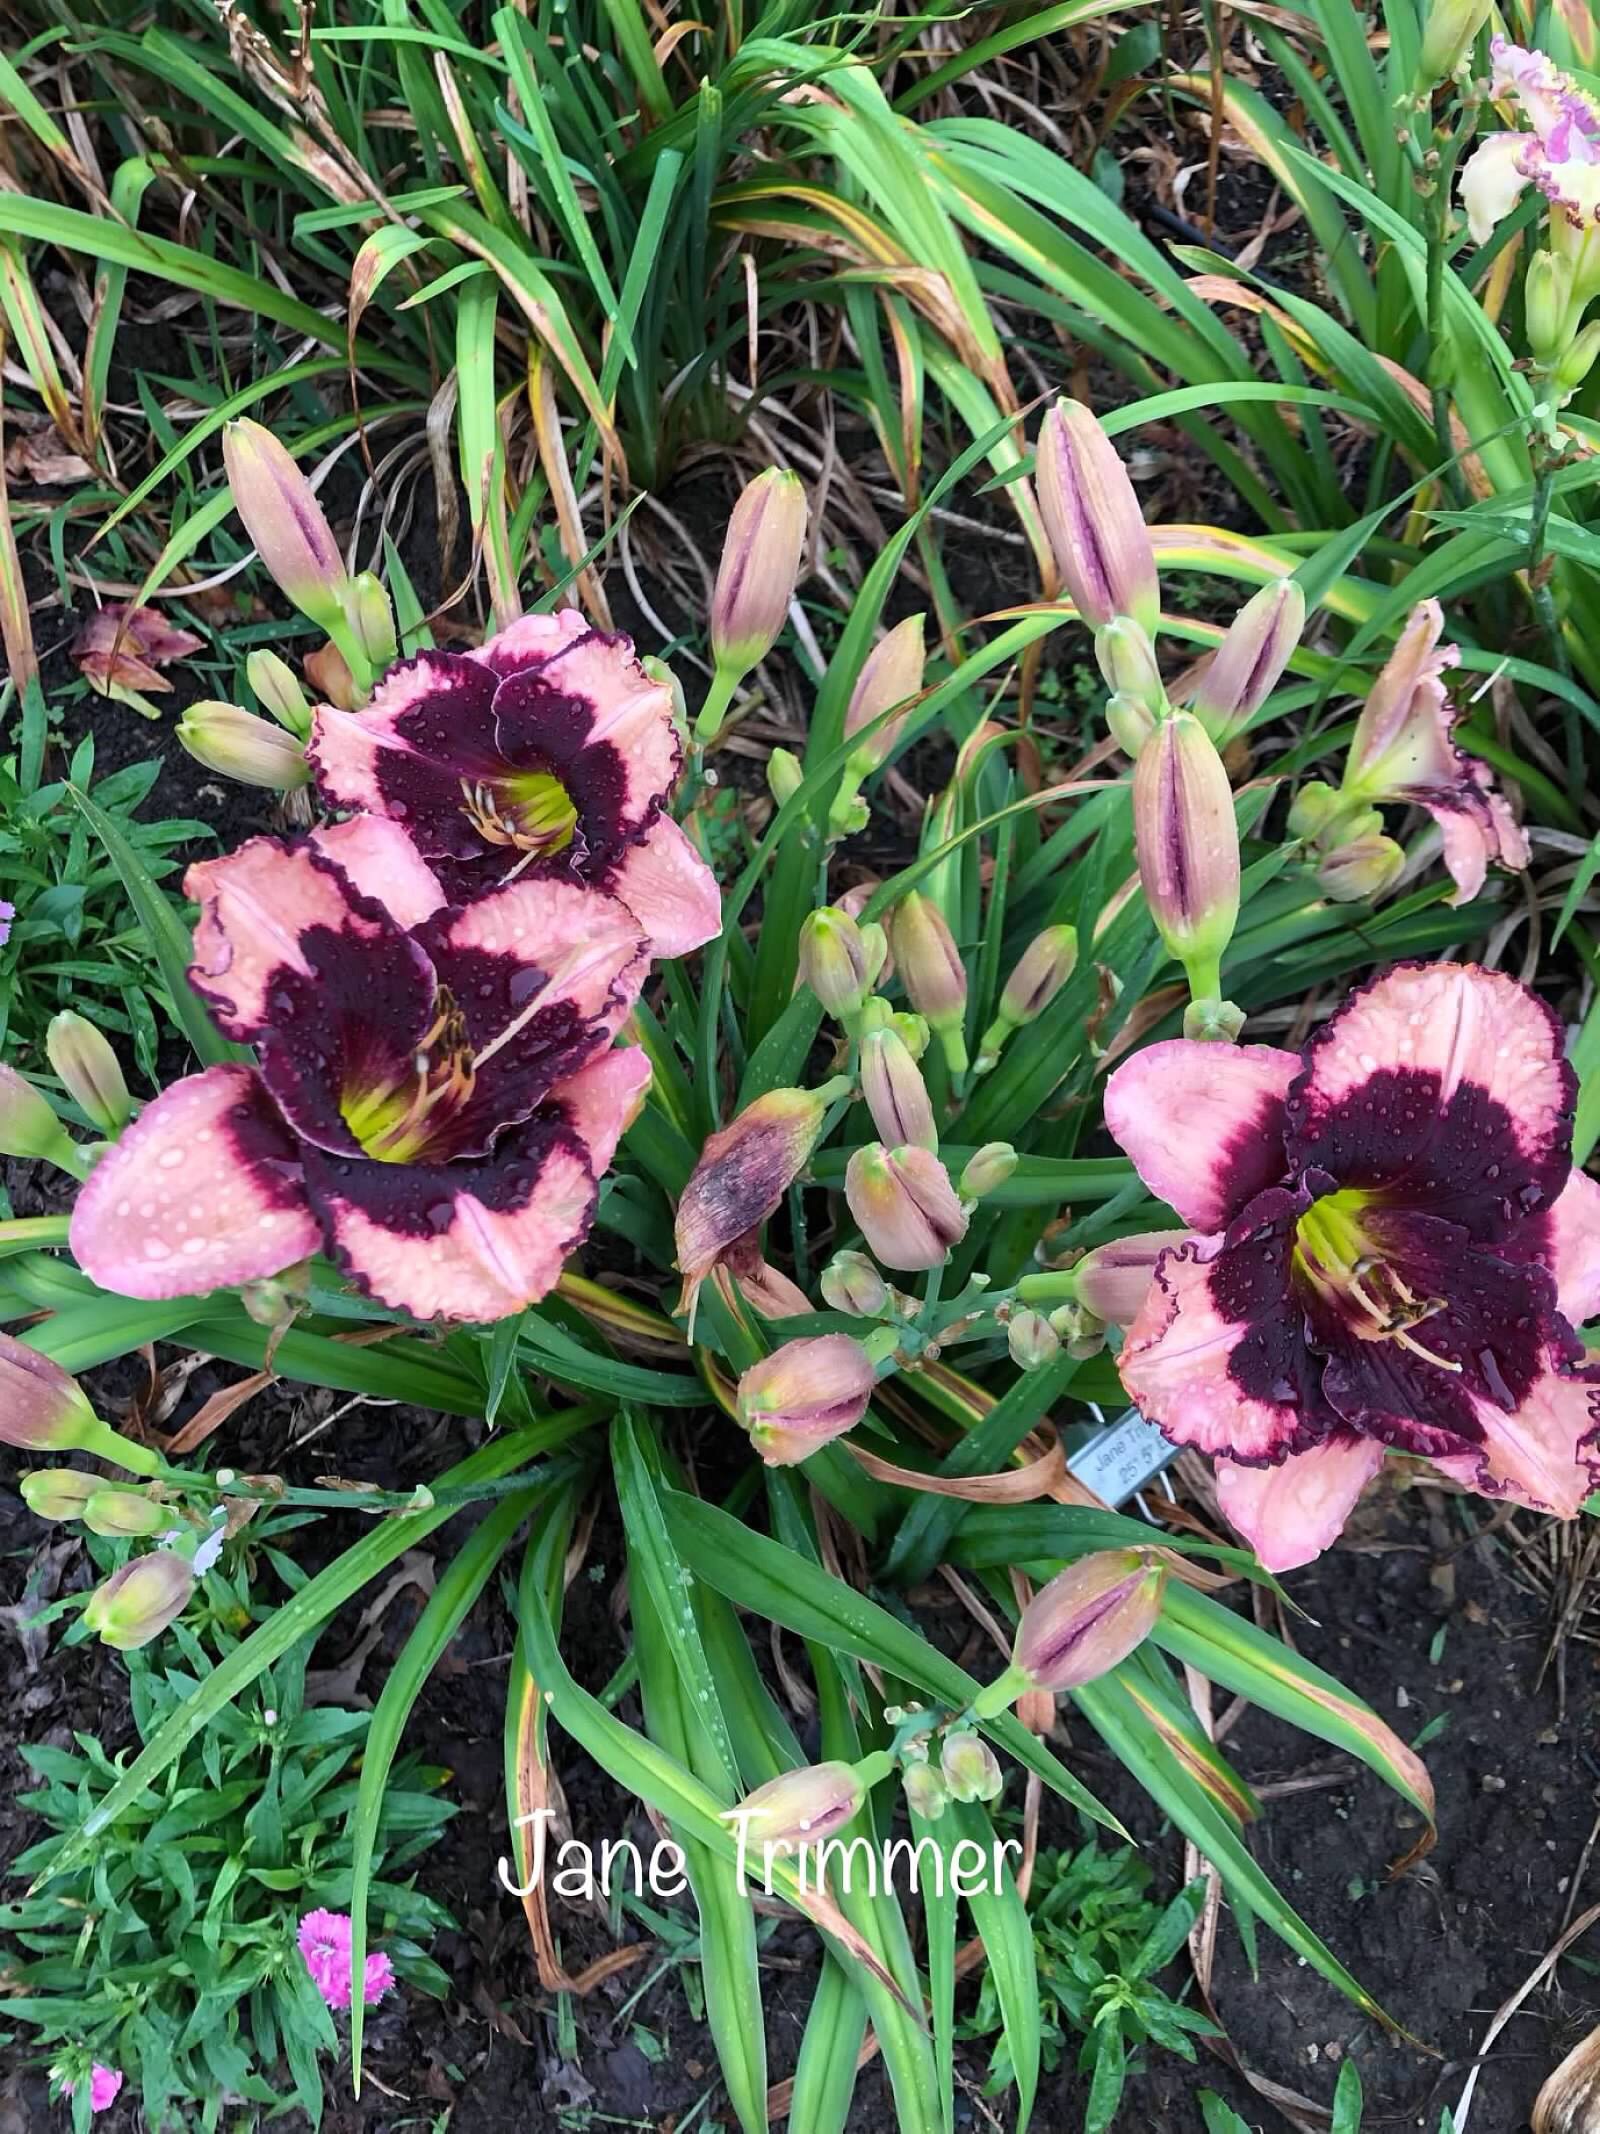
1104 962 1600 1571
1331 601 1528 906
307 609 721 958
69 818 652 1323
73 603 203 710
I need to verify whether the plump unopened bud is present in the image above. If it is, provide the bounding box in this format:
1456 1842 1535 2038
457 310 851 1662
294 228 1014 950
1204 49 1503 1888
675 1083 844 1290
1287 778 1340 841
940 1730 1003 1804
1013 1551 1167 1692
797 907 884 1021
736 1334 876 1464
83 1551 195 1651
0 1063 79 1170
1554 318 1600 396
349 570 397 671
887 894 968 1072
177 702 311 790
82 1487 167 1539
903 1762 949 1820
821 1250 890 1318
844 615 926 772
20 1469 100 1522
959 1142 1017 1199
246 648 312 737
1072 1231 1188 1326
978 926 1078 1070
724 1760 865 1847
1036 399 1159 635
845 1144 969 1270
860 1027 937 1151
1007 1308 1061 1371
710 469 807 678
1094 617 1164 711
1132 712 1240 983
1106 690 1158 760
1416 0 1493 86
1189 579 1306 744
767 747 804 808
1316 832 1406 904
221 420 351 635
0 1333 158 1471
46 1013 130 1136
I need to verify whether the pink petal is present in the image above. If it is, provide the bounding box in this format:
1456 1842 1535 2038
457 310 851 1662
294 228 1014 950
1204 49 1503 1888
1425 799 1491 904
549 1046 652 1177
603 816 722 958
1549 1168 1600 1326
1430 1354 1600 1518
427 877 647 1048
1102 1040 1299 1230
308 816 446 931
88 2066 125 2113
362 1951 395 2003
69 1067 319 1299
468 606 590 680
1214 1437 1386 1572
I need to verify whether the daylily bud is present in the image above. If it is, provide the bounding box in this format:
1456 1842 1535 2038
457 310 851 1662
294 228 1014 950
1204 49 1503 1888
844 614 926 771
1094 617 1165 710
1007 1308 1061 1370
1416 0 1492 86
736 1333 876 1464
845 1144 969 1270
820 1250 890 1318
221 420 351 636
1013 1551 1167 1692
1036 399 1159 635
888 894 968 1072
177 702 312 791
724 1760 866 1847
1132 712 1240 989
20 1469 100 1522
1072 1231 1188 1326
0 1063 79 1170
860 1027 937 1151
1554 319 1600 396
797 907 885 1021
1287 778 1340 840
1106 690 1158 760
710 469 807 680
978 926 1078 1070
1316 832 1407 904
83 1551 195 1651
247 648 313 738
767 747 804 808
676 1082 847 1297
1188 579 1306 743
82 1487 167 1539
1526 250 1574 369
1047 1300 1107 1358
959 1142 1018 1199
0 1334 159 1472
940 1730 1003 1804
903 1763 949 1820
46 1013 130 1136
349 570 397 671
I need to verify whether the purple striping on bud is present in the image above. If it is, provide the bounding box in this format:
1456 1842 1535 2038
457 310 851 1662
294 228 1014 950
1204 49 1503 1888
222 421 352 637
1094 617 1165 710
1013 1551 1167 1693
797 907 885 1021
1187 579 1306 744
845 1143 969 1270
736 1334 876 1464
940 1730 1003 1804
0 1333 160 1471
1007 1308 1061 1370
887 894 968 1073
1132 711 1240 991
979 926 1078 1070
959 1142 1017 1199
46 1013 130 1137
83 1551 195 1651
1071 1231 1190 1327
0 1063 80 1171
903 1762 949 1820
860 1027 938 1151
723 1760 867 1847
246 649 312 738
1316 831 1407 904
820 1250 890 1318
82 1487 167 1539
20 1469 100 1522
675 1082 846 1303
177 702 312 791
844 614 926 772
710 469 808 681
1036 399 1159 635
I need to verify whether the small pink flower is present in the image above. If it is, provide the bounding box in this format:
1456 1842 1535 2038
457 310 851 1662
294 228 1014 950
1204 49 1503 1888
298 1909 394 2010
0 899 13 949
63 2065 123 2114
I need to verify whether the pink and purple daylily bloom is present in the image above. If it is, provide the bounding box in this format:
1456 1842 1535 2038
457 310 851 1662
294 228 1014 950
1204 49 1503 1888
1103 963 1600 1570
307 609 721 959
70 817 651 1323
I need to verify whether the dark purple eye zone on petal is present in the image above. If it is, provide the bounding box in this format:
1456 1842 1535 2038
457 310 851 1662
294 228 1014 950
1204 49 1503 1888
1206 1188 1342 1447
491 667 633 861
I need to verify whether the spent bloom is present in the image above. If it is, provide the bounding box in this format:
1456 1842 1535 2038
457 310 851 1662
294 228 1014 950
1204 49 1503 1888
675 1082 846 1314
308 609 720 959
71 820 652 1323
1104 962 1600 1571
72 603 203 708
298 1909 394 2011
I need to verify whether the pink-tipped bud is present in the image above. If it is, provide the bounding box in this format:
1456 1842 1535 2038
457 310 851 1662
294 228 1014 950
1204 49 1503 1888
820 1250 890 1317
845 1144 969 1270
1007 1308 1060 1370
959 1142 1017 1199
675 1083 843 1289
844 615 926 771
710 469 808 677
736 1333 876 1464
349 570 397 670
1094 617 1165 710
860 1027 937 1152
797 907 885 1020
940 1730 1003 1804
0 1334 157 1471
305 639 359 711
46 1013 130 1136
724 1760 866 1846
246 648 313 738
221 420 351 634
1132 712 1240 979
177 702 312 791
83 1551 195 1651
1188 579 1305 743
1071 1231 1188 1326
20 1469 100 1522
887 894 968 1072
1316 832 1407 904
1013 1551 1167 1692
1036 399 1159 635
903 1762 949 1820
979 926 1079 1070
0 1063 78 1169
82 1487 167 1539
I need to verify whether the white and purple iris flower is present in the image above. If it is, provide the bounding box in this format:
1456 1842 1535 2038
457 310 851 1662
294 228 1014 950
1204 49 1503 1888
1104 962 1600 1570
1461 38 1600 252
307 609 722 958
69 818 652 1323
